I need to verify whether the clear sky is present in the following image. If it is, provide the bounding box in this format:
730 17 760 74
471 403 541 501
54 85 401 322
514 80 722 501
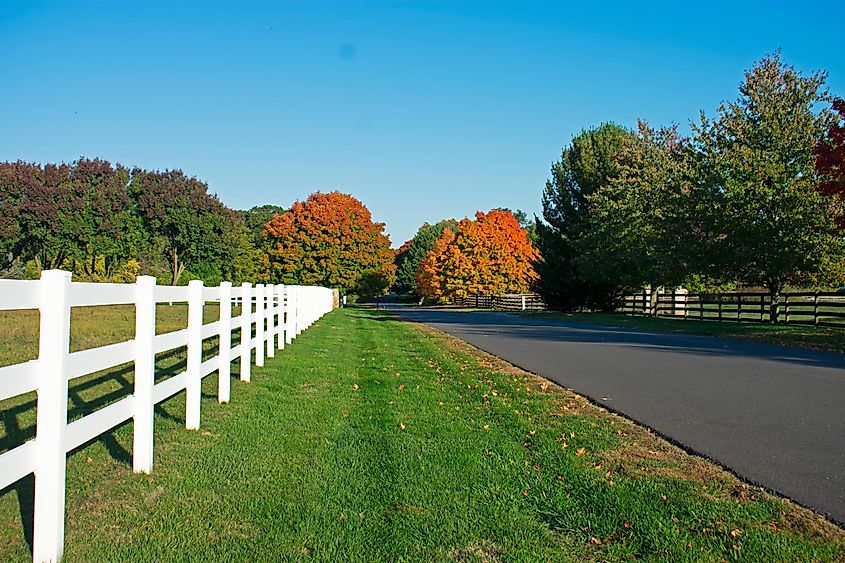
2 1 843 246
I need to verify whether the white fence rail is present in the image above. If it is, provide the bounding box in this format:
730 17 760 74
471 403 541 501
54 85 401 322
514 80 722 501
0 270 334 562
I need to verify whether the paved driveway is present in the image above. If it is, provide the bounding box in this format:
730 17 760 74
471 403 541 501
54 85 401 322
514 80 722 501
387 306 845 524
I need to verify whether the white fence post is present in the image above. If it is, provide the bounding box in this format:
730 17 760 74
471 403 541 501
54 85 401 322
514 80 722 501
240 282 251 382
186 280 203 430
33 269 72 563
219 281 232 403
295 286 302 336
255 284 265 367
265 284 275 359
133 275 156 474
277 284 285 350
285 286 294 345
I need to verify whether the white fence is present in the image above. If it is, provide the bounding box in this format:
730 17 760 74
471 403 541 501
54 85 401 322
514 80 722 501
0 270 334 562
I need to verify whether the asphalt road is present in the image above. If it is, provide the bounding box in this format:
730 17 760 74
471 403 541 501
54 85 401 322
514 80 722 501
387 306 845 524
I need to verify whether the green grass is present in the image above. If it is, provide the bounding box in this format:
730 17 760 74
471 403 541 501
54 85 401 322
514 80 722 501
1 307 843 561
519 311 845 353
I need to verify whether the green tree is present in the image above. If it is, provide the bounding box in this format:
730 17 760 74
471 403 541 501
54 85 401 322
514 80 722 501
393 219 457 295
692 52 844 317
576 122 692 293
240 204 286 244
214 210 264 286
536 123 635 310
129 169 232 285
67 159 149 280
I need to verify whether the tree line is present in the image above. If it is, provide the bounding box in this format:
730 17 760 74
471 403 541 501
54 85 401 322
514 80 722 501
0 159 258 285
535 52 845 314
391 53 845 317
0 160 396 294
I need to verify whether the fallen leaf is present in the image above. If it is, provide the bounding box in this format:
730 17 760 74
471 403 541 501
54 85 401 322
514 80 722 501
661 494 667 501
342 411 349 417
399 422 406 430
576 448 586 457
483 424 490 430
590 536 602 545
521 489 529 497
624 521 631 529
339 512 346 521
533 465 541 472
398 384 405 390
352 384 359 391
731 529 743 538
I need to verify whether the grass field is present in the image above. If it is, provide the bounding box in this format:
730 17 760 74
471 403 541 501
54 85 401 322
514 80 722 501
1 307 843 561
515 311 845 354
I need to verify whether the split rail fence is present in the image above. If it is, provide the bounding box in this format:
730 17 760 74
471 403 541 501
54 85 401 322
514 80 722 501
0 270 334 562
618 289 845 327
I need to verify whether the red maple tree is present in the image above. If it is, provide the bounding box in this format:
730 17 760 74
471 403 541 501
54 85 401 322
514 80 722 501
816 98 845 228
417 209 540 300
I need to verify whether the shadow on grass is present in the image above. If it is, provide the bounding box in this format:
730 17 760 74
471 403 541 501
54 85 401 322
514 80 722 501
0 332 246 557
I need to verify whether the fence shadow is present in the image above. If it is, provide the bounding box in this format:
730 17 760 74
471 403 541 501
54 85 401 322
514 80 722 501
0 474 34 553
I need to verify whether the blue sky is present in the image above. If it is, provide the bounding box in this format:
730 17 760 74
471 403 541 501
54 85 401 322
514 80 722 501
2 1 843 246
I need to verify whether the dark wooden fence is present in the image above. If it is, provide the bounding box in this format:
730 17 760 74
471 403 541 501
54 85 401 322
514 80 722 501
618 289 845 327
450 289 845 327
452 293 546 311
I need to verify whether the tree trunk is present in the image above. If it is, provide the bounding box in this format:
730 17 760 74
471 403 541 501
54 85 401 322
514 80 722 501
767 282 782 323
171 248 184 286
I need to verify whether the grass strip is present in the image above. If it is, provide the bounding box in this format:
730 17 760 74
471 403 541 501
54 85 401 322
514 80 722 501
514 311 845 354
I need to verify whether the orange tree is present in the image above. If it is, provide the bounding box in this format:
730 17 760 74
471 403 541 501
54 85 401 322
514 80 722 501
416 209 539 301
261 191 395 295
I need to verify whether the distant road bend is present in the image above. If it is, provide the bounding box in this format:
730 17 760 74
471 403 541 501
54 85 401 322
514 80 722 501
387 306 845 525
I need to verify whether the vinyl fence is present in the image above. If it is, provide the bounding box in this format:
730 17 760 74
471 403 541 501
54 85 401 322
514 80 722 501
451 293 546 311
618 289 845 327
0 270 334 562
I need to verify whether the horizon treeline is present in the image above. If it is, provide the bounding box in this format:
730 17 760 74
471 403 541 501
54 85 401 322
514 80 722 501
0 158 261 285
0 162 397 295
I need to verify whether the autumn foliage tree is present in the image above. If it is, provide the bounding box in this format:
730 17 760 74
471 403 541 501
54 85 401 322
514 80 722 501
416 209 539 301
816 98 845 228
261 191 395 295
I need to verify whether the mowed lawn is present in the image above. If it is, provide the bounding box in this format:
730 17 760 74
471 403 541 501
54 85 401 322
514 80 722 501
1 308 844 561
